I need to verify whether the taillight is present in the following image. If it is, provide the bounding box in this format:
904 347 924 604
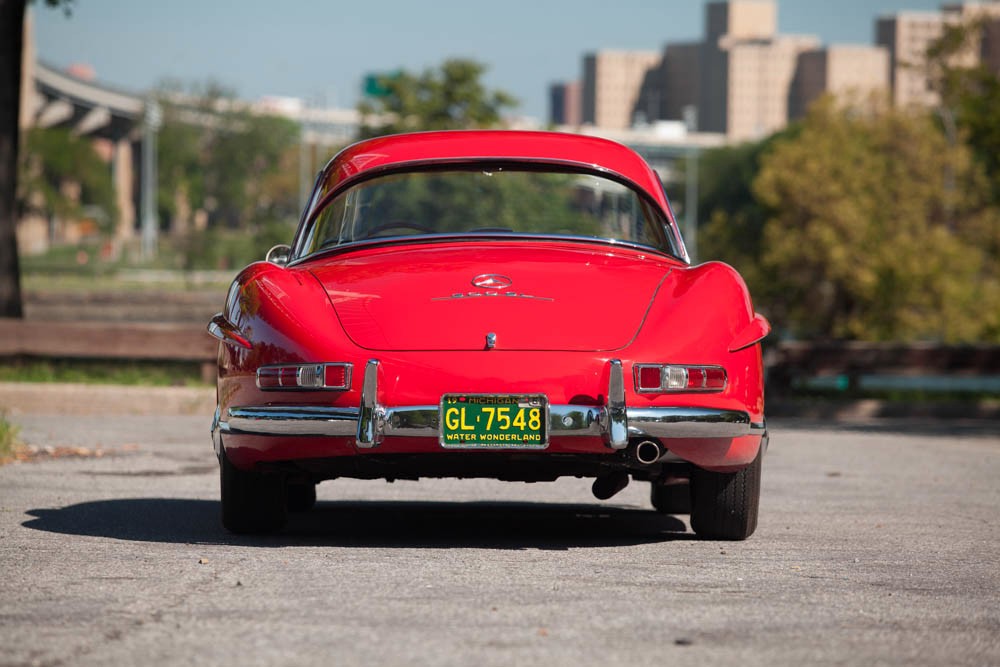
633 364 727 393
257 363 352 391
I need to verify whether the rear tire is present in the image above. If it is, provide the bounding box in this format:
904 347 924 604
689 446 762 540
286 482 317 512
219 450 287 534
650 479 691 514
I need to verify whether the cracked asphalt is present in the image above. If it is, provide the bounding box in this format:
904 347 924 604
1 394 998 666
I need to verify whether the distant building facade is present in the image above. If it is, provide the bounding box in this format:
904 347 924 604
581 50 661 129
877 3 1000 107
877 11 948 107
569 0 1000 140
548 80 582 126
699 1 820 139
791 45 890 119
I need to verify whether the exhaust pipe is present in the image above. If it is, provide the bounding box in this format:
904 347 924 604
592 472 630 500
634 440 664 465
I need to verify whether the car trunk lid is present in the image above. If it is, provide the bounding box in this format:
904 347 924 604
309 242 672 352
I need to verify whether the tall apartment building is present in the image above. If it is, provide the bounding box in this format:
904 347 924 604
700 1 819 139
581 50 661 129
943 2 1000 72
573 0 1000 139
877 3 1000 108
634 42 702 126
791 45 890 119
876 11 947 107
548 80 582 126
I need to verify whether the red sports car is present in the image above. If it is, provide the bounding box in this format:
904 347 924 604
208 130 770 539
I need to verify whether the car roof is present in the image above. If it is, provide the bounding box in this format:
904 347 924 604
315 130 672 214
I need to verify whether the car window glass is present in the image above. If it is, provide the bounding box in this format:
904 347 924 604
299 167 674 257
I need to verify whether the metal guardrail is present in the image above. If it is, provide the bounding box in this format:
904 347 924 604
766 341 1000 394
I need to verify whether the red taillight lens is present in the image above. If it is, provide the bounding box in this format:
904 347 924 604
257 363 352 391
637 365 662 391
634 364 727 393
704 367 727 389
278 367 298 387
323 364 350 390
257 367 280 389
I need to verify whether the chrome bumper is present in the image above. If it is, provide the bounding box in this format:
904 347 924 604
216 359 765 450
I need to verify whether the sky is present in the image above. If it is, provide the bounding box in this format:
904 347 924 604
32 0 949 120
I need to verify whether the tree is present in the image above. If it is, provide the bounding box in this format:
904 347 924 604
695 128 800 310
925 16 1000 204
18 127 117 230
753 96 1000 342
155 85 300 232
0 0 70 318
357 59 517 139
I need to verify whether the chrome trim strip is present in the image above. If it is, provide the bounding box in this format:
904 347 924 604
225 406 360 436
606 360 629 449
220 404 761 441
628 408 763 439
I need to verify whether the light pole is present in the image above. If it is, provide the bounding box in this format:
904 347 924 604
140 98 161 260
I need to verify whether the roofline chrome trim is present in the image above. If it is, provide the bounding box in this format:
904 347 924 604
220 404 763 441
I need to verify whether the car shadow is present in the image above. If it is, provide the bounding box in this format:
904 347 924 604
21 498 693 549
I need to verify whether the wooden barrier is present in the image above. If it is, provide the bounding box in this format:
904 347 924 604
0 318 218 382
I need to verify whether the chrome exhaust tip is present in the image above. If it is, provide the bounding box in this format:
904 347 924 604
634 440 664 465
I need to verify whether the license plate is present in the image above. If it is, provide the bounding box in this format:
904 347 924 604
439 394 548 449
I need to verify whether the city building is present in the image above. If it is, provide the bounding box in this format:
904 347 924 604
581 50 661 129
943 2 1000 72
548 80 582 126
791 45 890 119
877 2 1000 108
876 11 948 107
634 42 702 128
699 1 820 139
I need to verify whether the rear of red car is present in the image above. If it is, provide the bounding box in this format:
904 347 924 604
209 130 769 539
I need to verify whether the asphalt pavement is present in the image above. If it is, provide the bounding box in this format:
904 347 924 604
0 392 998 666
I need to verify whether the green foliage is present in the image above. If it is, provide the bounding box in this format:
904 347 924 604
18 127 117 231
0 412 18 461
696 134 786 303
155 85 301 234
358 59 517 138
356 171 591 235
0 358 207 387
753 97 1000 342
925 17 1000 204
175 219 296 271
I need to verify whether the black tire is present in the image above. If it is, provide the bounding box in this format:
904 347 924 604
286 482 317 512
219 450 287 534
650 479 691 514
689 446 763 540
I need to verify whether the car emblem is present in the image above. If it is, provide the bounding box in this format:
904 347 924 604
472 274 512 290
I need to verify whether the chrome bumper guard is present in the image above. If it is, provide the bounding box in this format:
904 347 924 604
217 359 766 449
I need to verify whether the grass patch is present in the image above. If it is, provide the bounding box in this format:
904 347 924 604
0 358 210 387
0 413 19 461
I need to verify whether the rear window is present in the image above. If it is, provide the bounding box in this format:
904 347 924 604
295 166 676 258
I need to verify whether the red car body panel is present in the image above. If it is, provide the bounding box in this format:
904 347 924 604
313 130 673 211
311 242 671 352
211 131 768 481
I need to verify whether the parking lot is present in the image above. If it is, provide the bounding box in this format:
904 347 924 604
1 390 997 666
